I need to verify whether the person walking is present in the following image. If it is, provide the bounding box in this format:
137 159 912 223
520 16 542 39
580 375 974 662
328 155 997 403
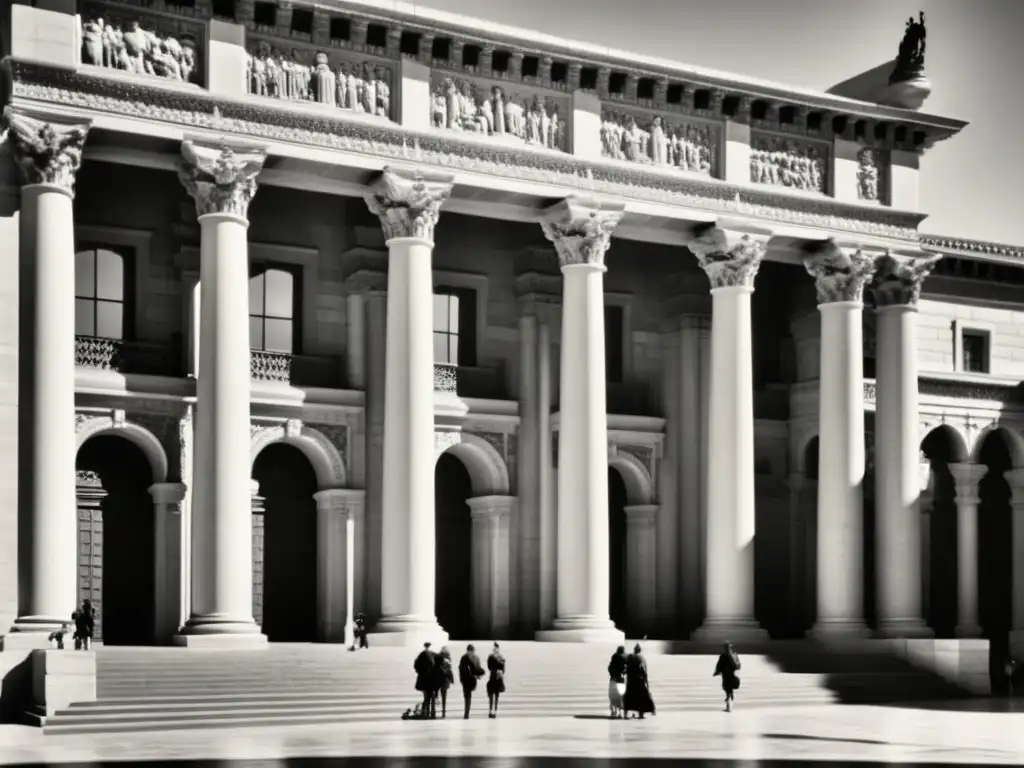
623 643 656 719
459 643 486 719
607 645 628 719
713 641 742 712
413 642 438 718
72 599 95 651
486 642 506 719
432 646 455 718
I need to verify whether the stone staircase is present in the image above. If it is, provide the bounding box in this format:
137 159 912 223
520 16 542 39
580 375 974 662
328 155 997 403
38 641 974 734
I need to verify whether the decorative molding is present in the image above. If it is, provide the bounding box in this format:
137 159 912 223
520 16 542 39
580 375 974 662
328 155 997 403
864 376 1024 406
539 197 625 268
249 419 348 488
4 107 90 190
75 411 171 483
7 62 929 241
920 235 1024 263
178 140 268 218
364 167 454 241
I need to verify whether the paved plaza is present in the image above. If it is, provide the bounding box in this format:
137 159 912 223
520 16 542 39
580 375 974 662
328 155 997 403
1 702 1023 766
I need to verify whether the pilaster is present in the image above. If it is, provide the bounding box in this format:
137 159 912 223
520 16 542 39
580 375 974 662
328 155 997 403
149 482 187 645
948 462 986 638
468 495 515 639
314 488 365 645
624 504 658 636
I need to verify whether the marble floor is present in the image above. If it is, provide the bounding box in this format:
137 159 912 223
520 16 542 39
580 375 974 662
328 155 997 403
1 701 1023 766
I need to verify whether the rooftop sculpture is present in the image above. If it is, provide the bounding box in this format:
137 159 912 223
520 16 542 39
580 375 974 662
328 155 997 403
890 11 927 85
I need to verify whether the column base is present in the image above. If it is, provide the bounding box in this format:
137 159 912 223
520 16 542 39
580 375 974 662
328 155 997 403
808 619 871 641
692 618 769 643
875 619 934 639
173 614 268 649
1 632 55 651
367 615 449 647
535 615 625 644
955 623 983 639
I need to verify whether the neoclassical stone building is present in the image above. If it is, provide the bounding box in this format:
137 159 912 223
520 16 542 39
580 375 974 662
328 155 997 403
0 0 1020 652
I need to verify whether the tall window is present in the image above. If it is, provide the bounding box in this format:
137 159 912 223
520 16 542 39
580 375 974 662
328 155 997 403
249 265 299 353
605 304 625 383
962 330 990 374
433 287 477 366
75 247 131 339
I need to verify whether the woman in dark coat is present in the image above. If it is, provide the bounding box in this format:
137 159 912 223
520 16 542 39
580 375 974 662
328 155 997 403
459 644 486 719
486 642 506 719
713 641 742 712
72 599 95 651
623 643 656 719
431 647 455 718
607 646 628 718
413 642 438 718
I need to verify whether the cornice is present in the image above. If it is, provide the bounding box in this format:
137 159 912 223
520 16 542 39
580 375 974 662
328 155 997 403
920 234 1024 264
7 61 928 242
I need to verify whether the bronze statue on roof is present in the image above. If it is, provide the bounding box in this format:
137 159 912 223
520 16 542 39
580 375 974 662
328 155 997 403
890 11 927 84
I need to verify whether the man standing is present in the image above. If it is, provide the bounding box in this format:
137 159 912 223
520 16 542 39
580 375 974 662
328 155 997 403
414 642 438 718
458 643 485 719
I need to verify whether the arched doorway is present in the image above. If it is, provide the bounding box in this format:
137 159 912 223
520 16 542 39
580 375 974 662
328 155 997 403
920 426 965 637
977 429 1014 646
252 443 318 642
608 467 628 632
76 435 155 645
435 452 473 638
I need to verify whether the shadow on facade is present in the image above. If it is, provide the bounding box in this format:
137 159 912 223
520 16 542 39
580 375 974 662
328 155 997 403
436 452 473 639
608 466 628 635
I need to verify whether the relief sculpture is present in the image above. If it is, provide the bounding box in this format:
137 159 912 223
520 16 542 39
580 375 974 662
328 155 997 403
246 41 392 119
857 147 881 202
430 76 566 151
601 110 716 176
80 15 199 83
750 134 827 193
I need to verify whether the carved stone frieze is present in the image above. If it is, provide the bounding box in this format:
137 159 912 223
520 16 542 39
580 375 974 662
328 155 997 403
688 227 770 289
246 39 393 120
750 132 829 194
4 108 90 190
803 243 878 304
539 197 625 269
8 62 928 241
430 73 567 151
919 235 1024 261
864 376 1024 406
364 167 454 242
601 108 718 176
79 6 202 84
177 140 268 218
857 147 888 204
868 250 941 307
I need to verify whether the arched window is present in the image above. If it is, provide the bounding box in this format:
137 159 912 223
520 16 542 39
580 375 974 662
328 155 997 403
75 247 129 339
249 265 297 353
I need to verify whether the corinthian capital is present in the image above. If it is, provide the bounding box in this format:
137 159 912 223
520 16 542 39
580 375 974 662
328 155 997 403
688 225 770 289
868 250 941 307
802 241 878 305
177 140 268 219
4 108 91 191
364 167 454 243
947 462 987 505
539 197 625 269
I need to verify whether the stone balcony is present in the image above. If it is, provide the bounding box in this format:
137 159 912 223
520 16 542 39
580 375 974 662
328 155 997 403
75 335 183 377
250 350 346 388
433 363 505 400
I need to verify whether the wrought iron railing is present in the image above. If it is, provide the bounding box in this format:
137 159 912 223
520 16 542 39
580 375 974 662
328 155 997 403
75 335 182 377
250 350 345 388
433 363 506 399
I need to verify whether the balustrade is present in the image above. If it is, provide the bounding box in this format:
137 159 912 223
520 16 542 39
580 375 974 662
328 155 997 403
75 335 183 377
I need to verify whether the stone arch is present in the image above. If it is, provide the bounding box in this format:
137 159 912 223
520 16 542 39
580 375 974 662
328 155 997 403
608 448 654 506
970 423 1024 467
76 414 169 484
920 423 970 463
250 421 347 489
437 432 510 497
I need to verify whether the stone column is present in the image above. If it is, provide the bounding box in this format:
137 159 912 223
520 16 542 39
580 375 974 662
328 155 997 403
803 242 875 638
690 225 771 642
5 110 90 643
314 488 365 645
1005 470 1024 648
175 140 269 647
178 407 195 625
919 457 934 623
625 504 658 636
468 496 515 638
150 482 187 644
677 315 707 632
346 292 366 389
364 167 454 646
535 197 626 643
870 251 940 638
948 463 986 637
182 269 201 378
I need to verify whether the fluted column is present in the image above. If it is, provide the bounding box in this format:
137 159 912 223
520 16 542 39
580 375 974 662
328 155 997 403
314 488 364 644
870 251 940 638
536 197 625 643
150 482 187 644
175 140 268 647
690 225 770 641
803 242 876 638
468 495 515 638
948 463 986 637
364 167 454 646
6 109 90 643
625 504 658 636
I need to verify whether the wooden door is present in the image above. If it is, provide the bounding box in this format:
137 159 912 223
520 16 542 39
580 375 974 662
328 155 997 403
76 472 107 642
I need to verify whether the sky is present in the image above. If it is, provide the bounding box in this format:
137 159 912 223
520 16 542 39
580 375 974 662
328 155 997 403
418 0 1024 247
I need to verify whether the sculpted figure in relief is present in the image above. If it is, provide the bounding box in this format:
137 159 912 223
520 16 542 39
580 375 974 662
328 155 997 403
80 16 197 83
601 111 714 176
245 42 392 118
430 77 565 151
857 148 880 202
749 136 825 193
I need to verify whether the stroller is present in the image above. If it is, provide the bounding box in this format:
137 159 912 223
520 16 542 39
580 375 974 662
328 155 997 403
401 702 428 720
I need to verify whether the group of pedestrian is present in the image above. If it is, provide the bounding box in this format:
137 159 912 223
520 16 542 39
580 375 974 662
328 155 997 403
607 644 656 719
409 641 506 720
50 599 96 650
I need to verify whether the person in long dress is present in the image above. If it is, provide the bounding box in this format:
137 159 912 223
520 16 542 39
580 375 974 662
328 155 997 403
623 643 656 719
486 642 506 719
607 645 628 718
713 641 742 712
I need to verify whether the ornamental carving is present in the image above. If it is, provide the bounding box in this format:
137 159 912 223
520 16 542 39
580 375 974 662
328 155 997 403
430 75 566 151
251 349 291 382
601 109 717 177
364 167 454 242
76 470 103 488
80 10 201 84
857 148 885 203
750 133 828 194
4 109 90 190
539 197 625 268
868 251 941 307
434 363 457 393
688 227 769 289
178 140 268 218
803 244 877 304
246 41 393 120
